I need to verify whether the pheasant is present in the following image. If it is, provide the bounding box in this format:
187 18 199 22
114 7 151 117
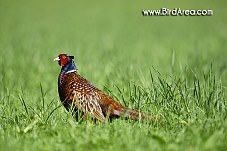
54 54 162 122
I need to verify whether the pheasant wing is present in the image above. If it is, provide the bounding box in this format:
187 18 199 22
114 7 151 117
60 72 106 122
73 90 106 121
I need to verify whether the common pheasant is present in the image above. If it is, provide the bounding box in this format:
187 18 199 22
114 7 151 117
54 54 162 122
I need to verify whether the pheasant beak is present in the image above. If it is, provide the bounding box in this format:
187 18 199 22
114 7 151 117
54 57 60 61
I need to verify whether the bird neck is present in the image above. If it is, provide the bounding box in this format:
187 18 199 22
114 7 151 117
61 60 77 73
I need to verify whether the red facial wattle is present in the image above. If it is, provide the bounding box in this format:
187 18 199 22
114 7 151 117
59 54 69 67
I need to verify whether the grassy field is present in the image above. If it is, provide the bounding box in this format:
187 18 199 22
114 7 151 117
0 0 227 150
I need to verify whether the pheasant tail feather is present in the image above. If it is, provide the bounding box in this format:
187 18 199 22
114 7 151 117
118 108 163 123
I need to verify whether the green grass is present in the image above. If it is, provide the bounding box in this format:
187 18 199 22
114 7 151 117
0 0 227 150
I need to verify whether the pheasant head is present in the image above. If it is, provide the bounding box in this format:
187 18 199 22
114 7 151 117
54 54 77 72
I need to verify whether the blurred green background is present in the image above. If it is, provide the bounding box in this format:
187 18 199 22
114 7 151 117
1 0 226 89
0 0 227 151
